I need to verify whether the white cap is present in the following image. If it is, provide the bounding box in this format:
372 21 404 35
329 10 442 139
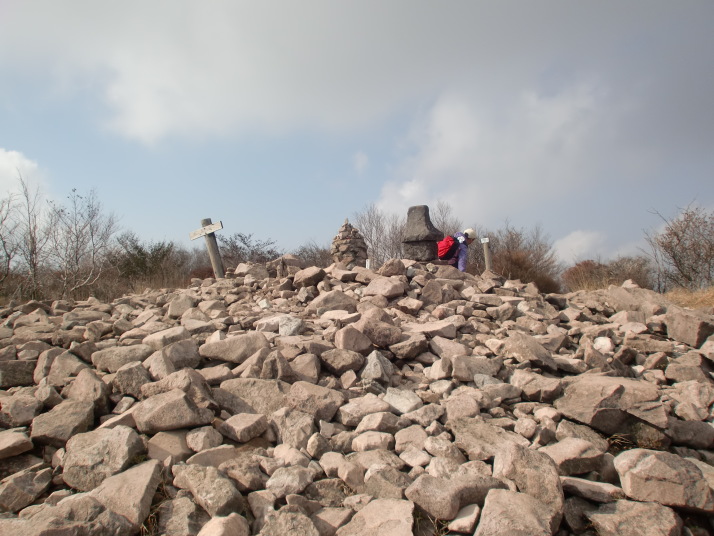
463 228 476 239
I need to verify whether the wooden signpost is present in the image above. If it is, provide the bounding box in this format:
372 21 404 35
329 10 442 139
190 218 225 278
481 237 492 271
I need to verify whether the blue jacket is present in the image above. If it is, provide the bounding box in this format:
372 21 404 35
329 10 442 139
448 232 469 272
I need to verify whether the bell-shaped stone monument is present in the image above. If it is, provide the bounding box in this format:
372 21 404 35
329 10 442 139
401 205 443 261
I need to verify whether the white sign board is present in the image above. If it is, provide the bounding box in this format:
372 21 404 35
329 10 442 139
189 221 223 241
480 237 490 244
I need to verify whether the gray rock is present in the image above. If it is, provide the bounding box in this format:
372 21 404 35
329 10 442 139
614 448 713 512
335 497 413 536
266 466 314 499
0 465 52 512
502 330 558 371
271 407 315 450
450 418 530 461
554 375 668 435
220 378 290 415
560 476 626 503
492 441 564 530
474 489 554 536
218 413 268 443
173 463 246 517
63 425 144 491
539 437 605 476
0 359 36 388
91 344 153 373
0 393 42 427
288 381 345 422
157 494 211 536
62 367 111 415
199 332 271 364
586 499 683 536
30 399 95 447
133 389 214 434
0 429 33 460
320 348 366 375
90 459 163 530
111 360 152 398
1 493 134 536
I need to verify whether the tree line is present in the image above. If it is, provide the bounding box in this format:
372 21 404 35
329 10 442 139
1 177 711 303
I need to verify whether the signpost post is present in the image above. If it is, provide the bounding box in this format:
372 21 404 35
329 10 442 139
481 237 492 271
190 218 225 278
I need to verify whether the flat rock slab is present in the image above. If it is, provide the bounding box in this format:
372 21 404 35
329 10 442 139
614 448 714 512
63 425 144 491
335 498 413 536
554 375 668 434
133 389 214 434
450 418 530 461
199 332 271 364
474 489 553 536
91 344 153 373
586 499 683 536
219 378 290 415
30 399 94 447
90 460 163 530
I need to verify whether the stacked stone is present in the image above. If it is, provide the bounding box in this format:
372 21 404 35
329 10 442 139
331 219 368 268
401 205 443 262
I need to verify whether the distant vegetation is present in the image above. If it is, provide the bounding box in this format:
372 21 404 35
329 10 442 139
1 176 712 307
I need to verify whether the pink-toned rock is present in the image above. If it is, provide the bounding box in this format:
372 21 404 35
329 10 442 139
90 460 163 531
586 499 683 536
218 413 268 443
474 489 554 536
132 389 214 434
614 448 713 512
333 325 373 356
197 513 250 536
199 332 271 364
335 498 413 536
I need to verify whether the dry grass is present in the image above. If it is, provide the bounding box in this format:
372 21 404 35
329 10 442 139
665 286 714 310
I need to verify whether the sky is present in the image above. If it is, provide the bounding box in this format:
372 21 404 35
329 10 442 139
1 1 713 266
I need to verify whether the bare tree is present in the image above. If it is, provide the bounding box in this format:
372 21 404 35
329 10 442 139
469 221 562 292
644 204 714 291
46 188 119 298
0 193 18 291
14 175 50 299
353 203 405 268
217 232 282 267
431 200 463 237
292 240 333 268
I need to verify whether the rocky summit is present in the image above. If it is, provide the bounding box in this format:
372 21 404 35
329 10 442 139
1 258 713 536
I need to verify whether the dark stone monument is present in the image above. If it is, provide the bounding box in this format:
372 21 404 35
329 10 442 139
402 205 443 261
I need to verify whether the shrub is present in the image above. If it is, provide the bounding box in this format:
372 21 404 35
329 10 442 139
563 256 654 292
470 222 562 293
218 232 282 267
645 204 714 291
292 240 333 268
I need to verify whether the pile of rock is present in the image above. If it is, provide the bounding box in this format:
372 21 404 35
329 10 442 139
330 220 368 269
1 257 713 536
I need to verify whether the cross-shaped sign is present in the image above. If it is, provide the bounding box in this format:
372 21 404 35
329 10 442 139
189 218 225 278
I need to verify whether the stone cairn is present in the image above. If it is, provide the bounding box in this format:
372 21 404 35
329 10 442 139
401 205 443 262
331 219 368 269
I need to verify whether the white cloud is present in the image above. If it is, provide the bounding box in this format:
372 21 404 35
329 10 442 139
0 149 44 196
352 151 369 174
4 1 711 147
553 230 608 264
377 84 605 227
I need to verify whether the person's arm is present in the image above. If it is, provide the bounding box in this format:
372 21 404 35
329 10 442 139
457 244 468 271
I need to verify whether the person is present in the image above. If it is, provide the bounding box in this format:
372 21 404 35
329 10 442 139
448 228 476 272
